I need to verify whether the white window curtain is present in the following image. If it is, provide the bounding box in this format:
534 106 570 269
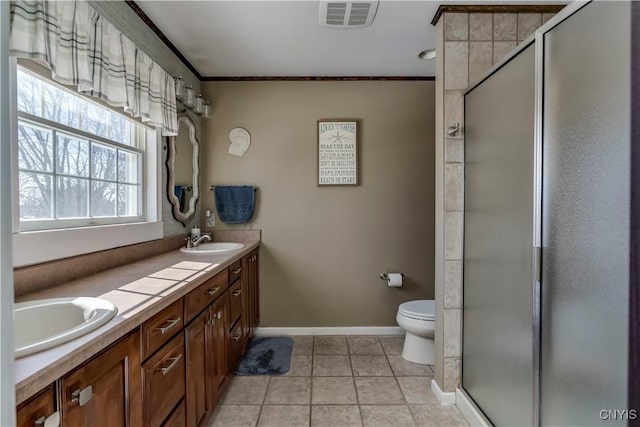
8 0 178 136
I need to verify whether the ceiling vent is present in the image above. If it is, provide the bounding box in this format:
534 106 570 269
319 1 379 29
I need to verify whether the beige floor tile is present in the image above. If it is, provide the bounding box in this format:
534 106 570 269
355 377 405 404
285 355 312 376
397 377 438 404
258 405 310 427
311 405 362 427
361 405 416 427
347 336 384 354
314 336 348 354
313 355 353 376
387 355 434 376
380 336 404 355
312 377 358 404
292 337 314 355
350 355 393 376
221 376 270 404
264 377 311 404
208 404 261 427
409 404 469 426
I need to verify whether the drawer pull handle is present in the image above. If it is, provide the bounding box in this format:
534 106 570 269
231 267 242 274
217 311 222 319
156 317 181 335
71 386 92 406
206 287 220 296
158 354 183 376
35 412 60 427
232 290 242 297
232 332 242 341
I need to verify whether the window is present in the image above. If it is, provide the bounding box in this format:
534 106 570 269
16 67 147 231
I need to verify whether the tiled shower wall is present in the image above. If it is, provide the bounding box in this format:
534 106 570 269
434 10 556 393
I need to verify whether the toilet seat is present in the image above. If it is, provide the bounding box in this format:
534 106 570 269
398 300 435 321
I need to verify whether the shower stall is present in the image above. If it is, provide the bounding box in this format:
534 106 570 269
462 1 631 425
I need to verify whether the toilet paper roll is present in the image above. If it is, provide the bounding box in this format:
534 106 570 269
387 273 403 287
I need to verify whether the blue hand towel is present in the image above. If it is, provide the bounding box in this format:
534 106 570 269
174 185 185 211
214 186 255 224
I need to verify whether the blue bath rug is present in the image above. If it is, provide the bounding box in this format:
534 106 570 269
236 336 293 375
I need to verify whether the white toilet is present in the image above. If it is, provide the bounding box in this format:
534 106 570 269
396 300 435 365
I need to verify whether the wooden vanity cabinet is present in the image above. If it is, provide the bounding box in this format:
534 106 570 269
16 384 56 427
17 247 260 427
59 330 142 427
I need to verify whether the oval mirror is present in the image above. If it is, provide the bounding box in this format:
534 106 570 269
166 115 199 226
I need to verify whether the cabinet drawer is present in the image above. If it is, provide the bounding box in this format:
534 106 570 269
229 280 243 329
143 334 185 427
228 320 243 371
142 299 184 360
228 260 242 285
162 399 185 427
184 270 228 323
16 384 55 427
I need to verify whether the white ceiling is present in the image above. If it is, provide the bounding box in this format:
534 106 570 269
135 1 441 77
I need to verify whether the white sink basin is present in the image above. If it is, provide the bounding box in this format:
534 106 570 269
14 297 117 358
180 242 245 254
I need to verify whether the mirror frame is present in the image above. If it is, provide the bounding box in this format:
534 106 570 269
166 115 200 226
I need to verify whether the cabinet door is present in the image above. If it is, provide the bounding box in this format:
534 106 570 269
185 308 211 427
60 331 142 427
250 251 260 331
142 334 185 427
241 254 251 345
209 294 228 406
16 385 56 427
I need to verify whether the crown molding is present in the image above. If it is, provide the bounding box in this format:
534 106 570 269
431 4 566 26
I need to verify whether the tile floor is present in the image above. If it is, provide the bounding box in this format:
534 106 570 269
209 335 469 427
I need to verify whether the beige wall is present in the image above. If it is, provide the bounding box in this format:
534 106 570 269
201 81 435 327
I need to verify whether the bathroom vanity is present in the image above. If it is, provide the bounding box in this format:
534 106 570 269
14 237 260 427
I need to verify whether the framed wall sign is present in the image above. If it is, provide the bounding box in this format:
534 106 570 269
317 119 359 186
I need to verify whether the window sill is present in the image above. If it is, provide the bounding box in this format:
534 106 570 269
13 221 163 267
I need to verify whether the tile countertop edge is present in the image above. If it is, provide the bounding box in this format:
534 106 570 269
14 239 261 405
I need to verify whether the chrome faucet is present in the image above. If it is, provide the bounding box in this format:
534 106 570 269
191 234 212 247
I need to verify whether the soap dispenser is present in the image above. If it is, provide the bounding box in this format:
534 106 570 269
190 226 201 240
205 209 215 227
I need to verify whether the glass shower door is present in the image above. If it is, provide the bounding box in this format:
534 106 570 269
463 44 537 426
540 2 630 425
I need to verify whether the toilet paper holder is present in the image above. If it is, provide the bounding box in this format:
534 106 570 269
379 273 405 281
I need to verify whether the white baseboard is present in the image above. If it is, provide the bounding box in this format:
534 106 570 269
431 379 456 405
254 326 404 336
456 389 492 426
